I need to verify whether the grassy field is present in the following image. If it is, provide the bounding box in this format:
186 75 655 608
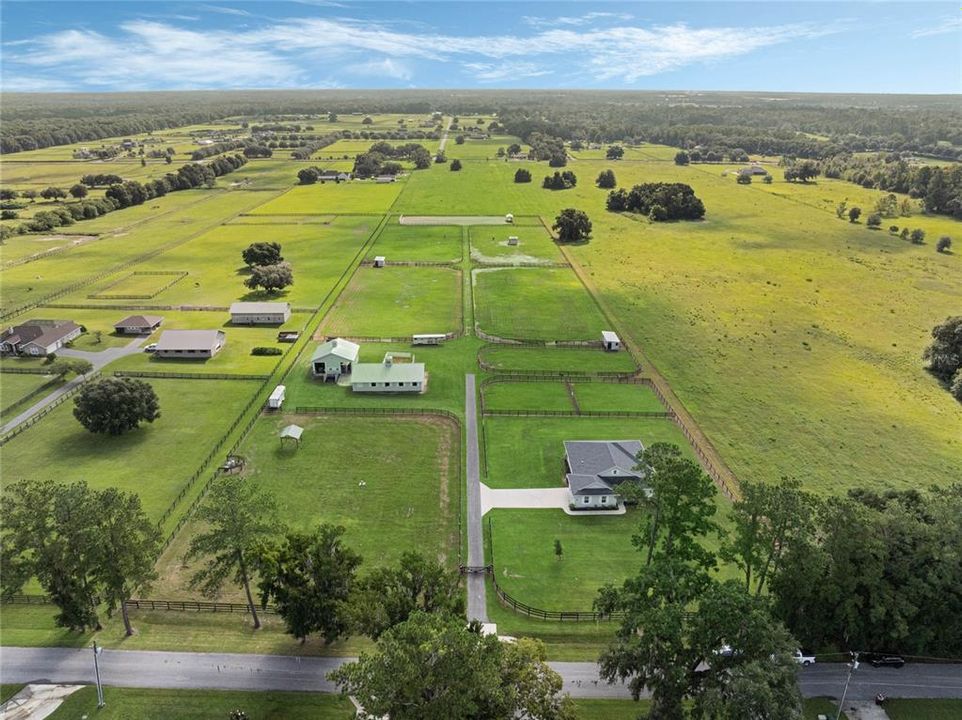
88 270 186 298
248 180 403 215
474 267 609 341
885 699 962 720
0 372 59 418
48 686 354 719
572 382 665 413
1 378 261 521
324 266 461 336
469 224 564 264
483 380 575 411
478 345 639 373
368 223 462 262
0 685 24 704
482 416 693 489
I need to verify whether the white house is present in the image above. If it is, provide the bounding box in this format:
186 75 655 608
229 302 291 326
114 314 163 335
375 175 397 183
0 320 81 357
154 330 225 359
311 338 360 380
564 440 646 510
351 353 425 393
601 331 622 351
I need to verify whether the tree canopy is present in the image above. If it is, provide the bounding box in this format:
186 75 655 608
596 169 617 189
606 183 706 220
552 208 592 243
242 241 283 267
73 376 160 435
245 261 293 294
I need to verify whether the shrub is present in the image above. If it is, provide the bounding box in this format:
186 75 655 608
736 174 752 185
936 236 952 253
910 228 926 244
762 175 773 184
889 225 899 234
514 168 532 183
596 169 616 189
450 159 462 171
1 210 18 220
251 347 283 356
674 151 690 166
866 213 882 229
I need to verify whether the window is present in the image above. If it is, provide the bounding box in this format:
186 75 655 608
583 495 590 504
601 496 608 504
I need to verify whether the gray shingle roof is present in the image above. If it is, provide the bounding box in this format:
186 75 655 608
230 302 290 315
311 338 360 363
564 440 645 496
155 330 225 351
114 315 164 329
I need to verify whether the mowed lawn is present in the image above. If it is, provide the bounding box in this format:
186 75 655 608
48 687 354 720
469 224 563 264
478 345 639 374
0 378 261 521
483 380 574 412
483 416 693 489
368 223 462 262
474 267 608 341
0 372 59 418
324 266 461 336
563 159 962 494
248 180 403 214
573 382 666 413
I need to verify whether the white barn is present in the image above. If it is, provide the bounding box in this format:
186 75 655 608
311 338 360 381
230 302 291 326
601 331 622 351
351 354 425 393
154 330 225 359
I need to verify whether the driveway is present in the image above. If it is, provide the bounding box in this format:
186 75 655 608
480 484 626 516
0 337 144 435
464 374 487 622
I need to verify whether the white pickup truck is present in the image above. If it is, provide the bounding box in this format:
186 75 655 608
793 649 816 666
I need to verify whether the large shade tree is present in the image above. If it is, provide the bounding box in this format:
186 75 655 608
73 376 160 435
552 208 592 243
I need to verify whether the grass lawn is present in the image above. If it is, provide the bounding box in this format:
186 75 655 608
48 686 355 719
216 158 300 190
483 380 575 412
1 378 261 522
571 699 651 719
482 416 693 489
469 224 564 264
0 684 24 704
0 372 59 418
885 699 962 720
572 382 665 413
324 266 461 337
87 270 186 298
229 213 337 224
248 180 403 215
156 413 460 599
368 223 462 262
804 698 847 719
479 345 639 374
474 267 607 341
447 135 527 160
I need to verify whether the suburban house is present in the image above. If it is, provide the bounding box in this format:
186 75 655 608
154 330 225 359
0 320 82 357
351 352 425 393
114 314 163 335
229 302 291 325
311 337 360 380
601 331 622 351
563 440 646 509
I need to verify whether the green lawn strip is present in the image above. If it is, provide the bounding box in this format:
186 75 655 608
0 684 25 704
572 382 666 413
153 413 459 598
216 158 301 190
803 698 848 719
0 378 262 522
66 328 137 351
228 214 337 224
483 416 693 489
572 699 652 719
48 686 354 719
0 372 61 419
86 271 186 298
479 345 638 374
469 224 564 264
248 180 403 215
324 266 461 337
482 380 574 412
367 224 462 262
474 267 607 341
884 699 962 720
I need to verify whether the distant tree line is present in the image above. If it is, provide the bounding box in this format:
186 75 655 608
190 139 247 161
606 182 706 220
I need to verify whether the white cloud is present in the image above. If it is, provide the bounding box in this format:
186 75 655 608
463 61 552 83
522 12 634 29
345 58 413 81
198 4 253 17
911 16 962 39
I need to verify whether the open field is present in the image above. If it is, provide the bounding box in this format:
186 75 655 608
469 224 563 264
0 372 59 418
885 700 962 720
324 266 461 337
483 415 693 489
483 380 574 411
478 345 639 374
482 379 663 414
216 159 301 190
248 180 403 215
367 223 462 262
48 687 354 719
572 382 665 413
447 135 526 159
1 378 261 521
474 267 608 341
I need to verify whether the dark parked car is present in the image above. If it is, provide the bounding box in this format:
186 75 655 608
866 654 905 669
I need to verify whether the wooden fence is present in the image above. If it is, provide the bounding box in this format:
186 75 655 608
112 370 270 381
0 371 101 446
124 598 278 615
87 270 188 300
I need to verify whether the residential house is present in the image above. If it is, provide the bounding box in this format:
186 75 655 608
351 352 425 393
229 302 291 326
154 330 225 359
0 320 82 357
564 440 646 509
114 315 164 335
311 337 360 380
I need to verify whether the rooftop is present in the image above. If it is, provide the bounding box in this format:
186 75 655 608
114 314 164 328
312 337 360 362
230 301 290 314
155 329 225 351
351 361 425 384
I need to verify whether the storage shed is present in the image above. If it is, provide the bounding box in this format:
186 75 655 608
373 256 386 268
601 331 622 352
507 236 519 246
505 213 514 223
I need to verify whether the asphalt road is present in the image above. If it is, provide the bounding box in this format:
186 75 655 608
4 647 961 701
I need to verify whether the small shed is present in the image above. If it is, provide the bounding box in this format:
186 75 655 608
505 213 514 223
413 333 446 346
267 385 286 410
373 256 386 268
507 235 519 246
279 424 303 446
601 331 621 352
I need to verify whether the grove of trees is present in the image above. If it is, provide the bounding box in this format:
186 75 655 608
606 183 706 221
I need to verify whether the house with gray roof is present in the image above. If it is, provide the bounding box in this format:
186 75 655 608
311 338 360 381
114 314 164 335
351 352 425 393
564 440 646 510
154 330 225 359
0 320 81 357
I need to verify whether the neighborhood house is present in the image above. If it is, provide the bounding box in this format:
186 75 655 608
564 440 646 509
154 330 225 359
229 302 291 325
311 337 360 380
114 314 164 335
351 352 425 393
0 320 82 357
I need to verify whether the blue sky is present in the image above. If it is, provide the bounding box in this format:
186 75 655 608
1 1 959 93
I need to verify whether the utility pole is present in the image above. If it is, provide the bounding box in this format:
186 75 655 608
92 642 105 708
835 651 859 720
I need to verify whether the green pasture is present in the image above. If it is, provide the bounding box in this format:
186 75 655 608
314 139 382 156
0 372 59 419
469 224 563 264
561 158 962 494
573 382 665 413
216 159 300 190
481 380 663 414
51 187 216 234
474 267 608 341
88 270 186 298
248 180 403 215
448 135 526 160
324 266 462 337
483 380 574 412
48 687 354 719
0 378 261 521
482 415 693 489
368 224 462 262
885 700 962 720
0 232 98 265
0 159 190 186
478 345 639 374
229 214 337 224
